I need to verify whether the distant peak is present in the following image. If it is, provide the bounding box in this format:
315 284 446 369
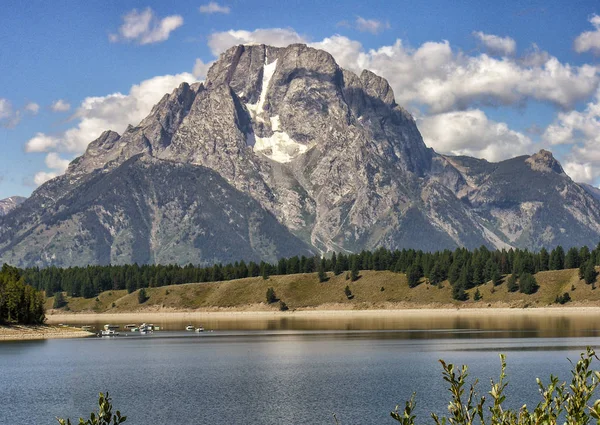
525 149 564 174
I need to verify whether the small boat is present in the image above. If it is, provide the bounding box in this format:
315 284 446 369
139 323 153 334
195 327 204 333
100 329 119 337
103 324 119 330
185 325 195 331
124 324 137 329
130 327 139 332
81 325 94 331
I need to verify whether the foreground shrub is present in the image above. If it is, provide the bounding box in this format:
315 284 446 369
57 392 126 425
391 347 600 425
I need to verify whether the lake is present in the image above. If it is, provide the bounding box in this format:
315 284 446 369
2 314 600 424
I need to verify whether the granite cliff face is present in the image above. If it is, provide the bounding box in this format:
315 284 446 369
2 44 600 267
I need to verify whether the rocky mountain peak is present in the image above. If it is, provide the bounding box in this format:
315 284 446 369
4 44 600 267
0 196 26 216
526 149 565 174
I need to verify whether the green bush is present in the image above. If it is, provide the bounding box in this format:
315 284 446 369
391 348 600 425
137 288 148 304
519 273 538 294
555 292 572 304
266 287 277 304
57 392 126 425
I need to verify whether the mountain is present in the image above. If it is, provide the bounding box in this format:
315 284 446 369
2 43 600 267
0 196 26 216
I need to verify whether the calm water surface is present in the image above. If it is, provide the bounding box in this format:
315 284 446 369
1 318 600 424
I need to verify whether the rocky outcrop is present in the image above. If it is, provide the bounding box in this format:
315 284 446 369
0 196 26 216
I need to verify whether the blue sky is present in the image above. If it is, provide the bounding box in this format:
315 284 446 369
2 0 600 198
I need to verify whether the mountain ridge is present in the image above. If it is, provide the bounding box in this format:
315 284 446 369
2 43 600 267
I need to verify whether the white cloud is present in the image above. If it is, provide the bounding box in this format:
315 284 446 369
199 2 230 14
208 28 306 55
33 153 71 185
564 161 596 184
542 88 600 183
26 72 195 155
208 28 599 113
473 31 516 56
51 99 71 112
0 98 12 119
418 109 533 162
24 102 39 114
109 8 183 45
355 17 390 35
193 58 212 79
574 14 600 54
25 133 60 152
314 36 598 113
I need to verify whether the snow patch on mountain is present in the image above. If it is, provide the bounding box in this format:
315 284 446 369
246 58 278 124
254 130 308 163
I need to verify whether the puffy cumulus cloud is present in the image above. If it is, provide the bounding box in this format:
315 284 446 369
50 99 70 112
314 36 599 113
25 133 60 152
418 109 533 162
24 102 39 114
193 58 213 79
542 89 600 183
109 8 183 45
563 161 596 184
473 31 516 56
33 153 71 185
199 2 230 14
26 72 195 155
207 28 599 113
574 14 600 54
207 28 306 55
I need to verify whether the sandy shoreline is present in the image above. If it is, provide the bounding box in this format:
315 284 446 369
0 325 94 342
45 305 600 324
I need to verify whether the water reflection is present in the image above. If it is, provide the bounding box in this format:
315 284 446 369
50 309 600 339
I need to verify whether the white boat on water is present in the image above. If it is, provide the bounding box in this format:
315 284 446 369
100 329 119 337
195 327 204 333
185 325 195 331
139 323 153 334
124 324 137 329
103 324 119 330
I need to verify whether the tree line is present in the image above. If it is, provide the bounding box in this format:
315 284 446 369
16 243 600 302
0 264 45 324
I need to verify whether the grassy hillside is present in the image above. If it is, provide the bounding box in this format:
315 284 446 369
45 268 600 313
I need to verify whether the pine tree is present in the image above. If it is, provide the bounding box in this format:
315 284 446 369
474 288 482 301
344 285 353 299
266 287 277 304
519 273 538 294
549 246 565 270
406 264 423 288
507 274 519 292
350 257 360 282
490 262 501 286
452 281 468 301
565 247 580 269
318 260 328 283
539 248 550 271
53 291 66 309
584 261 598 285
137 288 148 304
261 264 269 280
